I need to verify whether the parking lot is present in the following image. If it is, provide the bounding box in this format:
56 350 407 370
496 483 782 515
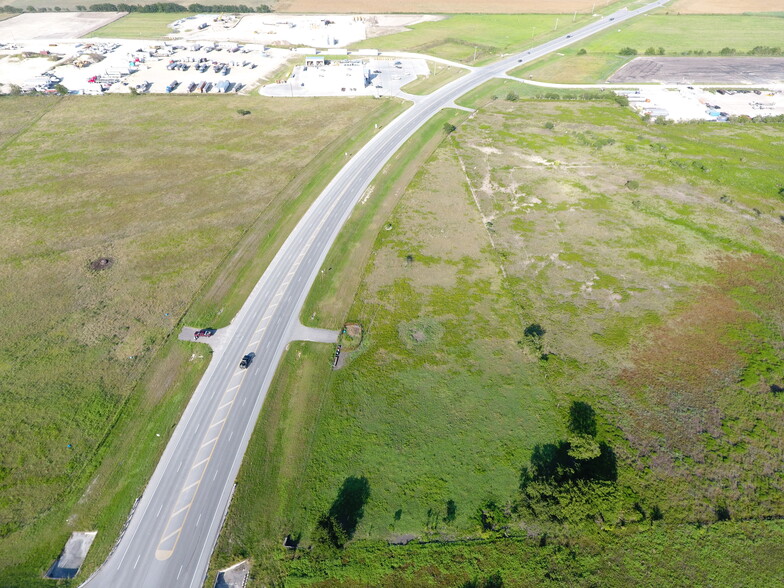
261 56 428 98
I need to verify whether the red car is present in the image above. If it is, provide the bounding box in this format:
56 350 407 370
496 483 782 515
194 328 216 339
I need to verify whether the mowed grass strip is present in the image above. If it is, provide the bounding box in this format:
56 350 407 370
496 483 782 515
401 63 468 95
0 93 395 585
85 13 191 39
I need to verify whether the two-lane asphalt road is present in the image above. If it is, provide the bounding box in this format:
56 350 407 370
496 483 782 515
83 2 669 586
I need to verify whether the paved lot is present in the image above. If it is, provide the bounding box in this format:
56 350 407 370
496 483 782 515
0 12 124 40
261 57 428 98
609 57 784 85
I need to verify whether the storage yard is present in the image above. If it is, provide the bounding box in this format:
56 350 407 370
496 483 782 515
0 39 288 94
0 12 442 95
618 86 784 121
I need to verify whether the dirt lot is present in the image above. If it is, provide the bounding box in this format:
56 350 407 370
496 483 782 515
668 0 782 13
609 56 784 84
0 12 125 39
274 0 599 13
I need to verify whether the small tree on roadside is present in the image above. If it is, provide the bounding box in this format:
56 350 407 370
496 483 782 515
618 47 638 56
443 122 456 134
54 83 68 95
644 46 656 55
506 91 519 102
577 48 587 55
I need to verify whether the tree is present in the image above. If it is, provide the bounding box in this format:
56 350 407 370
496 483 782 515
505 91 519 102
644 46 656 55
577 48 587 55
443 122 456 134
618 47 638 56
544 121 554 130
54 83 69 95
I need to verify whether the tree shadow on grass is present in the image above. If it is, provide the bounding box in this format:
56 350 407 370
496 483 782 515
522 440 617 487
315 476 371 548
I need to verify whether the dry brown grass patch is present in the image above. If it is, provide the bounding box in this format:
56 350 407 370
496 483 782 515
275 0 598 14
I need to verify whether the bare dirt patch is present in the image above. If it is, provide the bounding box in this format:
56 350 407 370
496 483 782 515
275 0 598 14
89 257 114 271
668 0 782 13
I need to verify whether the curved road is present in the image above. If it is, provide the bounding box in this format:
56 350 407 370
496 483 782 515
83 2 668 586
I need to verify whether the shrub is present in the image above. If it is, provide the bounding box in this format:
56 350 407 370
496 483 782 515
505 91 519 102
577 48 587 55
619 47 638 56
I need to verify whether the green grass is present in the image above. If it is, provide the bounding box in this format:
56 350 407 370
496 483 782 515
401 63 468 95
510 51 633 83
582 14 784 54
351 14 593 66
217 89 784 585
0 92 400 585
300 108 469 329
85 13 191 40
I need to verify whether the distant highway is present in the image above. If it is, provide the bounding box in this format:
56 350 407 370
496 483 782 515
82 1 669 586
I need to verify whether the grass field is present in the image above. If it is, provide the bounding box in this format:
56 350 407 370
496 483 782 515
510 13 784 84
0 92 404 585
511 51 632 83
215 86 784 585
400 62 467 95
583 14 784 54
351 14 594 65
85 13 189 40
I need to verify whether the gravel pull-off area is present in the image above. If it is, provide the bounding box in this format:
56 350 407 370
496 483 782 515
609 57 784 85
46 531 97 579
214 560 249 588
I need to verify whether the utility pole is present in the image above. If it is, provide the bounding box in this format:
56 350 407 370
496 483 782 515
554 17 559 31
573 11 577 22
473 46 477 62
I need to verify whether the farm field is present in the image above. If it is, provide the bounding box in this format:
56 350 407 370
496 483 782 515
216 88 784 585
274 0 604 13
0 93 404 586
350 14 593 65
666 0 784 13
3 0 269 9
84 13 190 39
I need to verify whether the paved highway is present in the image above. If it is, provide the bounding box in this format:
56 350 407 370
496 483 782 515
82 2 668 586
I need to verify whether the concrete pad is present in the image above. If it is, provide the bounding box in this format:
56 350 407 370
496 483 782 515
46 531 97 579
214 560 250 588
289 323 340 344
0 13 125 41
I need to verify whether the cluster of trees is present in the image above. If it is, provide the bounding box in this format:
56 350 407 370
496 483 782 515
721 46 782 56
0 3 270 12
